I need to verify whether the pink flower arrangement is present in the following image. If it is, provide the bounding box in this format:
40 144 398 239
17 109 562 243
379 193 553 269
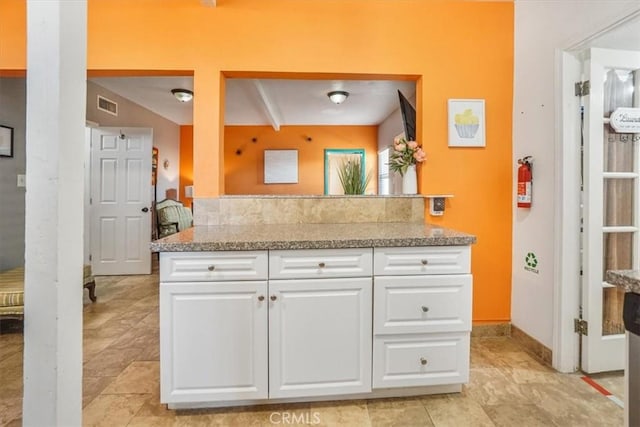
389 136 426 176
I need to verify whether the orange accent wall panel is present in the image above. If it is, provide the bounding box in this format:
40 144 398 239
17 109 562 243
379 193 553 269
1 0 514 324
179 125 194 208
224 125 378 195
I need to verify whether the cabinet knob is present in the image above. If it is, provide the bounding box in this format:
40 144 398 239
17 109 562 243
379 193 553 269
207 265 215 271
318 262 326 268
420 357 428 366
270 295 277 301
421 306 429 313
258 295 265 302
421 259 428 266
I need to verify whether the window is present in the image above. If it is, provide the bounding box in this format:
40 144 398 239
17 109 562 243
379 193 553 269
378 148 390 195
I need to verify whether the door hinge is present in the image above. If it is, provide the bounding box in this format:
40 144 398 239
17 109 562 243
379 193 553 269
575 80 590 96
89 254 92 261
574 318 588 336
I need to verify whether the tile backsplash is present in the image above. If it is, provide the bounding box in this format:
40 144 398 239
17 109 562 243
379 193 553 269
193 196 425 226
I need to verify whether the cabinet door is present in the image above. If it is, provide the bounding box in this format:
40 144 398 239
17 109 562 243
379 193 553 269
269 277 372 399
160 281 268 403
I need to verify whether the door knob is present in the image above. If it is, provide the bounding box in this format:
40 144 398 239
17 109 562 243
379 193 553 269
420 357 428 366
258 295 265 302
141 207 149 213
270 295 277 301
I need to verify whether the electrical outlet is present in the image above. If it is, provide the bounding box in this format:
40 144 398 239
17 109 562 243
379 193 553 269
17 174 26 188
430 197 445 216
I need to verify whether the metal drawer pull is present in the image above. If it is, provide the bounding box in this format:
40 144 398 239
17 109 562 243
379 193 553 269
420 357 428 366
421 306 429 313
258 295 265 302
318 262 326 268
421 259 428 266
270 295 277 301
207 265 215 271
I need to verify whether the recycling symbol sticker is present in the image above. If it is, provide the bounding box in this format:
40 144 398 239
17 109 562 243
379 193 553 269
524 252 539 274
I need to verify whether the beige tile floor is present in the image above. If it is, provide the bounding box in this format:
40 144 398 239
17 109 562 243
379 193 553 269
0 264 625 426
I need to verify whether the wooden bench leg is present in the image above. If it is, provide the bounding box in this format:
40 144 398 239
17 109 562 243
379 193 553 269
84 280 97 302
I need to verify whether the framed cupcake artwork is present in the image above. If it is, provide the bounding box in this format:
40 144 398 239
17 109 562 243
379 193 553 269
447 99 485 147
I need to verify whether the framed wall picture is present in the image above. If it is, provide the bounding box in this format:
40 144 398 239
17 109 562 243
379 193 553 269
0 125 14 157
448 99 485 147
264 149 298 184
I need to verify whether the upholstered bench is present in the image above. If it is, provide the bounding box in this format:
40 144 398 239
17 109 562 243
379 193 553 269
0 265 96 321
0 268 24 320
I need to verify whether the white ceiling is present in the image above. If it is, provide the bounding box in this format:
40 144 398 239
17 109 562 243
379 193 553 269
90 76 195 125
88 76 416 127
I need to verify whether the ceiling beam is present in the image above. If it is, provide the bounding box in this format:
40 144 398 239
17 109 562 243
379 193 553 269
253 80 281 131
201 0 216 7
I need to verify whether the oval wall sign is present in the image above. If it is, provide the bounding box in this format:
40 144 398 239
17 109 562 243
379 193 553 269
610 107 640 133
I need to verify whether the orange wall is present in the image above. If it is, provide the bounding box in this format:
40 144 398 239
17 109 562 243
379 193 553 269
225 125 378 195
0 0 514 324
179 125 194 208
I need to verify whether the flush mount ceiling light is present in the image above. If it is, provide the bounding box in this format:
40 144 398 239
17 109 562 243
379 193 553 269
327 90 349 104
171 88 193 102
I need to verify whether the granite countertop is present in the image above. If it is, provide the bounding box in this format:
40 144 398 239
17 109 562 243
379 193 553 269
150 222 476 252
606 270 640 294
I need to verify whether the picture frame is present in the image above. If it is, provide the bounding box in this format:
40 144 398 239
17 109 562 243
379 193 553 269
264 149 298 184
448 99 485 147
0 125 14 158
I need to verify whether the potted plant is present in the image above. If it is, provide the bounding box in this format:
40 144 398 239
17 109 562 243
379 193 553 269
337 158 371 195
389 137 426 194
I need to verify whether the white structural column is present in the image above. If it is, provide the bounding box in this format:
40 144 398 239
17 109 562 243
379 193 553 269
23 1 87 425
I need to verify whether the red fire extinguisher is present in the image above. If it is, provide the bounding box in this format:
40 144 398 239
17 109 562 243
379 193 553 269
517 156 533 208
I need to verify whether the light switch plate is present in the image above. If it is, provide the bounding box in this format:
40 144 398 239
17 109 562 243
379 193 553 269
17 174 26 188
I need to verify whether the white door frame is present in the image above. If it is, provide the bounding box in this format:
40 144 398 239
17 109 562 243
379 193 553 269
554 8 640 373
554 49 583 373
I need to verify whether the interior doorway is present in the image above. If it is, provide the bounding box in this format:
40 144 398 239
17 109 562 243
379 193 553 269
557 10 640 374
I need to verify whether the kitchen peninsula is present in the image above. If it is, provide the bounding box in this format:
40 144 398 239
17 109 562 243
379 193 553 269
152 198 476 409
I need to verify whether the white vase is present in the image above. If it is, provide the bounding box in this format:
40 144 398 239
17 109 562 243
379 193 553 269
402 165 417 195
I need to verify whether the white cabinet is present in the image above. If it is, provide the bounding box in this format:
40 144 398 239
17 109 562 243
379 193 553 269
160 249 373 404
269 277 372 398
160 281 268 403
159 245 472 406
372 247 472 389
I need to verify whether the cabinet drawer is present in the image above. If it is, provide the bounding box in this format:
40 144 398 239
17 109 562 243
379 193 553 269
374 275 472 335
269 248 372 279
372 333 469 389
374 246 470 276
160 251 268 282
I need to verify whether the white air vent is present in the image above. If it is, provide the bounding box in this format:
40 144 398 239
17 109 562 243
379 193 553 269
97 95 118 116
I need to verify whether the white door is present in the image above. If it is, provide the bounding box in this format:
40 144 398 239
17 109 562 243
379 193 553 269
582 48 640 372
91 127 153 275
159 281 268 403
268 277 372 399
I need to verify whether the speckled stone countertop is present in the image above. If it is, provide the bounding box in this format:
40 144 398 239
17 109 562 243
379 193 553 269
150 222 476 252
606 270 640 294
